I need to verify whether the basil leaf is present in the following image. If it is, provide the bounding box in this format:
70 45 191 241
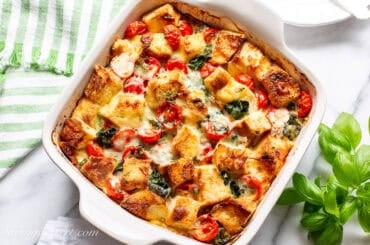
355 145 370 182
224 100 249 119
357 182 370 203
303 202 322 214
213 226 231 245
368 116 370 135
333 151 360 187
188 45 213 70
96 128 117 148
310 222 343 245
300 212 329 231
358 204 370 232
277 187 305 205
318 124 351 163
326 175 348 205
332 112 362 150
293 173 323 205
323 189 340 217
339 196 357 224
149 169 171 198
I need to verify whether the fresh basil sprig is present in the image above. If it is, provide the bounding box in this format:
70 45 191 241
278 112 370 245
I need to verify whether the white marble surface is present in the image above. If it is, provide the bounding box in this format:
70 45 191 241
0 17 369 245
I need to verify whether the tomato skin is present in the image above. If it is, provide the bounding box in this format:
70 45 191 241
124 21 148 38
257 89 269 109
106 179 127 202
122 145 148 161
235 74 254 91
200 142 213 163
204 121 229 141
203 28 218 43
165 59 188 74
178 20 193 36
135 57 161 81
137 127 162 144
86 141 104 157
146 57 161 77
200 62 216 79
240 175 263 201
298 91 312 118
110 128 136 152
124 77 145 94
157 101 183 130
164 24 181 50
191 214 219 242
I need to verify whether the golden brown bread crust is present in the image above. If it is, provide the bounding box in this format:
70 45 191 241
59 119 86 163
209 30 245 65
172 125 200 159
166 196 201 230
260 69 300 108
80 156 116 189
121 158 151 191
212 144 247 174
167 158 194 188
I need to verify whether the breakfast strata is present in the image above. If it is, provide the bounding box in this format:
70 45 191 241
59 4 313 244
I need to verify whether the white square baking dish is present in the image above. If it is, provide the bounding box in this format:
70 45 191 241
42 0 326 244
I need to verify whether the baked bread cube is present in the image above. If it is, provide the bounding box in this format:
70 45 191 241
212 143 247 174
172 125 200 159
211 200 251 235
194 165 231 206
204 66 232 94
233 111 271 146
142 4 181 33
174 33 207 62
166 158 194 188
99 92 145 128
84 65 122 105
111 35 143 61
148 33 173 58
80 156 116 189
166 196 201 230
179 89 208 124
209 30 245 65
121 189 167 221
121 158 151 191
71 98 100 129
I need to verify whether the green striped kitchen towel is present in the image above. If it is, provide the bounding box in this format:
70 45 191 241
0 0 127 178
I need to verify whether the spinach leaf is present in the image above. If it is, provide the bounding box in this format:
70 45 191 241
220 170 231 185
149 169 171 198
96 128 117 148
212 226 231 245
224 100 249 120
283 114 302 140
188 45 213 70
114 161 123 173
230 180 244 197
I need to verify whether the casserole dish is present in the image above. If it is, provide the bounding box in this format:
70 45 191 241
42 0 326 244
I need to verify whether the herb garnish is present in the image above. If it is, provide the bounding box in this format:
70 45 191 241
188 45 213 70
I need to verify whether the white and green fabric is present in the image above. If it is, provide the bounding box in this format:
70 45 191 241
0 0 127 177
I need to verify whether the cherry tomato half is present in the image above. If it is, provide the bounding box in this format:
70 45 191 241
200 62 216 79
110 128 136 152
86 141 104 157
256 89 269 109
164 24 181 50
137 126 162 144
157 101 183 130
122 145 148 161
298 91 313 118
240 175 263 201
199 142 213 163
204 121 229 141
191 214 219 242
106 179 127 202
203 27 218 43
111 53 134 79
178 20 193 36
135 57 161 81
235 74 254 91
165 59 188 74
124 21 148 39
124 77 145 95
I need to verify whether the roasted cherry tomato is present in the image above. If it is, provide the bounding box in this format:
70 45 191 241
165 59 188 74
203 27 218 43
122 145 148 161
178 20 193 36
124 77 145 94
124 21 148 38
135 57 161 81
191 214 219 242
200 62 216 79
103 119 113 130
137 126 162 144
297 91 312 118
199 142 213 163
86 141 104 157
256 89 269 109
106 179 127 202
157 101 183 130
204 121 229 141
164 24 181 50
110 128 136 152
240 175 263 201
235 74 254 91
